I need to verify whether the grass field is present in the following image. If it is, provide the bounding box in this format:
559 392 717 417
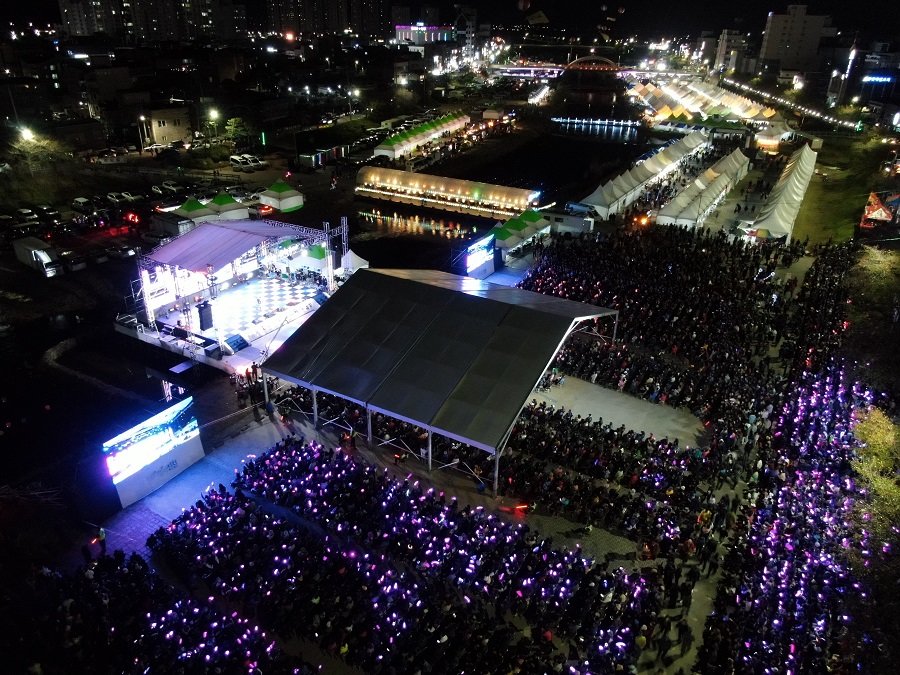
844 246 900 390
793 134 898 243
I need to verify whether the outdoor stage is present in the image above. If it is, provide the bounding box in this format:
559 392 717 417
116 272 325 376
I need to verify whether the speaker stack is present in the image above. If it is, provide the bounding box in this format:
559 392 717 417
198 302 214 331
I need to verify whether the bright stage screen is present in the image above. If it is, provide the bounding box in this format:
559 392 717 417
102 397 204 507
466 234 495 273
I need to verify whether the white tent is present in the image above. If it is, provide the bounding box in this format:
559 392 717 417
748 144 817 241
207 193 250 220
657 149 750 227
172 198 218 224
580 130 709 218
259 180 305 212
341 248 370 273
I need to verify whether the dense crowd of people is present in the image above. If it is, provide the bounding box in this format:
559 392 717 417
5 550 312 674
13 196 892 674
696 361 870 673
149 438 696 673
622 137 746 218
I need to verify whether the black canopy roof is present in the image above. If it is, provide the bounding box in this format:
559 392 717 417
262 269 616 453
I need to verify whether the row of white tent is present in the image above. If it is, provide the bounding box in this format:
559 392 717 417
580 130 709 218
745 144 818 242
373 113 470 160
656 149 750 227
629 79 783 125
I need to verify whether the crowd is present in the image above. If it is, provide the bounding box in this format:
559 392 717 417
622 138 746 218
149 451 675 673
15 205 888 674
698 362 872 673
4 550 311 675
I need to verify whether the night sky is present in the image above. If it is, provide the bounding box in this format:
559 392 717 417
4 0 898 39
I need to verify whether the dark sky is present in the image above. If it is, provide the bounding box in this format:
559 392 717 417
5 0 898 40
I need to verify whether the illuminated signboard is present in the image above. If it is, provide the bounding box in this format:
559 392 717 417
466 234 495 274
102 397 204 507
862 75 894 83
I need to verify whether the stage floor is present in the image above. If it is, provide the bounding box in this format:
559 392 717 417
138 274 324 374
154 274 322 341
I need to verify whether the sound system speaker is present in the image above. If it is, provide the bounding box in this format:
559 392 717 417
198 302 214 331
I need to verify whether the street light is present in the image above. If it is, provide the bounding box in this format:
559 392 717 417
138 115 146 149
209 108 220 140
20 127 34 141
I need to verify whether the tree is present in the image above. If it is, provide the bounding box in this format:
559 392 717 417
223 117 256 145
850 407 900 674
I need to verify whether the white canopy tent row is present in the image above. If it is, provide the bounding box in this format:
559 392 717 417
579 130 710 219
629 79 784 127
374 112 470 160
744 143 818 242
656 149 750 227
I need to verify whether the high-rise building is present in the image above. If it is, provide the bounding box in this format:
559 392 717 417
714 29 746 72
266 0 298 34
59 0 127 37
349 0 388 37
759 5 830 72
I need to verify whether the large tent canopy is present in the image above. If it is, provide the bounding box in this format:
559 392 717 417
657 149 750 227
580 130 709 218
262 269 616 454
748 144 817 241
144 220 313 272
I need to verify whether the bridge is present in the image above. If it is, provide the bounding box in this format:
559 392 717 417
489 56 622 80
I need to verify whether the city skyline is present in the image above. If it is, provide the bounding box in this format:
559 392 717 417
5 0 900 38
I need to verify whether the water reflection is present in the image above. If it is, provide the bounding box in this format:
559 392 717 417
358 209 479 239
553 122 639 141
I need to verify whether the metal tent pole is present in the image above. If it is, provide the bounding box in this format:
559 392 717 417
427 431 433 472
367 408 373 443
612 313 619 343
493 449 500 497
262 373 269 404
312 389 318 427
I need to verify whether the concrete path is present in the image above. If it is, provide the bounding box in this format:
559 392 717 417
533 376 706 448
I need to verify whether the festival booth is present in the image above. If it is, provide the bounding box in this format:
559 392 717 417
259 180 305 213
172 198 219 224
580 130 709 218
207 192 250 220
374 112 470 160
356 167 540 219
656 149 750 227
743 143 817 242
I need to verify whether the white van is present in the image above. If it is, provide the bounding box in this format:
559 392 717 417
229 155 253 172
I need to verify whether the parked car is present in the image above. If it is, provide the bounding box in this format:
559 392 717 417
141 231 171 246
72 197 95 214
107 192 128 205
15 208 38 222
88 247 110 264
145 143 165 151
59 249 87 272
241 154 267 168
106 242 137 259
247 203 274 218
161 181 184 193
120 191 142 202
229 155 254 172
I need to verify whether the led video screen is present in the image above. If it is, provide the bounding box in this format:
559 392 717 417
465 234 495 276
102 396 204 508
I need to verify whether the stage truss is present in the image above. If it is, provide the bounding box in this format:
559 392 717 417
124 218 350 343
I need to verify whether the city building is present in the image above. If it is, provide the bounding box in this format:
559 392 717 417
759 5 833 72
395 23 455 45
714 29 746 73
148 105 192 146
